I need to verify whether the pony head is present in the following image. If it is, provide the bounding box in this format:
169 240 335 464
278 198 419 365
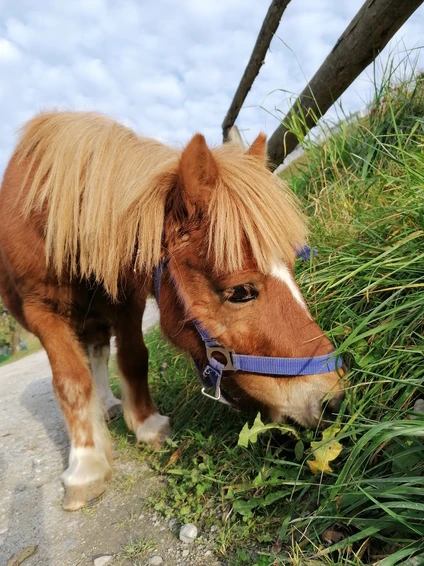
158 133 345 427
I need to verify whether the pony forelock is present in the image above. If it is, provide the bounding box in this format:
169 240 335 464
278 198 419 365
207 142 307 273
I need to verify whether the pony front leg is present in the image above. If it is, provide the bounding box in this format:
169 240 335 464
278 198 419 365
24 304 112 511
115 308 171 449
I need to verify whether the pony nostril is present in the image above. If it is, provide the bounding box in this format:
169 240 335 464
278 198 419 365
321 391 346 423
328 391 345 413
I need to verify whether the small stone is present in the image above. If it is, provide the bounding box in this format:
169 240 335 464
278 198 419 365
182 549 189 558
210 525 219 533
168 518 179 533
179 523 197 543
205 550 212 557
149 556 163 565
93 556 112 566
414 399 424 413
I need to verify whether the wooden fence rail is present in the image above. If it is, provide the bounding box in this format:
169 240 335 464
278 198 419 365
267 0 424 169
222 0 424 170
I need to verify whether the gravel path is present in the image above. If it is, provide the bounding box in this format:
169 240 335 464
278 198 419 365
0 300 222 566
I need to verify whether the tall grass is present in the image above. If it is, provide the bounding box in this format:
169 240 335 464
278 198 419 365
110 61 424 566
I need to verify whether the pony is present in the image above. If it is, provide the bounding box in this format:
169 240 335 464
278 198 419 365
0 112 345 511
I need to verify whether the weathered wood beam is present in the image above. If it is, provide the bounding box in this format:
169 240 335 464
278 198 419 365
267 0 424 170
222 0 292 141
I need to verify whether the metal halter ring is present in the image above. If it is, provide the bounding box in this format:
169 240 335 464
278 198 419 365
205 346 235 371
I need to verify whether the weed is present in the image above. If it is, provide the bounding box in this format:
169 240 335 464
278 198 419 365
121 536 155 559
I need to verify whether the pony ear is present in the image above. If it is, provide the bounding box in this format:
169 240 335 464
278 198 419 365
179 134 219 214
247 133 267 162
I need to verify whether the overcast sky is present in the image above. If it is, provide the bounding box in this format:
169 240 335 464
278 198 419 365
0 0 423 172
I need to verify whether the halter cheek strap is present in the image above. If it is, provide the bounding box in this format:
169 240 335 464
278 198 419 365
153 247 343 407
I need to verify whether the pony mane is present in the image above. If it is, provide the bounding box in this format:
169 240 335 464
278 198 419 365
17 111 307 298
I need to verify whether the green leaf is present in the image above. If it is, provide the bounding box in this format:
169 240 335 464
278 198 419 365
232 499 257 517
238 413 299 448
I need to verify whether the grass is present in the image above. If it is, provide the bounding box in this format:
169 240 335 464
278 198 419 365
0 330 42 367
120 536 156 559
112 58 424 566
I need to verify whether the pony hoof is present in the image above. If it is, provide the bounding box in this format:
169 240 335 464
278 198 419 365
135 413 171 449
105 402 122 421
62 479 106 511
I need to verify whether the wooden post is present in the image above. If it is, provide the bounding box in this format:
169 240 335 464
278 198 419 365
267 0 424 170
222 0 292 141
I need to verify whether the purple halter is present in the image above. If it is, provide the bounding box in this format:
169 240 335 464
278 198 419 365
153 246 343 407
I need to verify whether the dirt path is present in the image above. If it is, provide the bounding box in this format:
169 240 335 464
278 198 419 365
0 301 221 566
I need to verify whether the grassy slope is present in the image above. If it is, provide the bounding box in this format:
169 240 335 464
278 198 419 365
109 72 424 566
0 330 41 367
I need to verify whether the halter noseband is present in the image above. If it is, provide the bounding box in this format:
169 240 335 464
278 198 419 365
153 247 343 407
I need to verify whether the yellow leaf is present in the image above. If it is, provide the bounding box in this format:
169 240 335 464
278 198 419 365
307 425 343 474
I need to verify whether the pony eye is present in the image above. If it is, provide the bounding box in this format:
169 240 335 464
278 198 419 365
226 284 258 303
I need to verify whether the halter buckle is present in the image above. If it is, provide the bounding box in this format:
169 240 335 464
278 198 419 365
201 385 222 401
206 346 235 371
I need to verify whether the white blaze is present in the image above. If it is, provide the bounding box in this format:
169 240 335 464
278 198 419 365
270 263 308 311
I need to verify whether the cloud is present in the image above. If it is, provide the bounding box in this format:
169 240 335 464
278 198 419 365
0 0 423 172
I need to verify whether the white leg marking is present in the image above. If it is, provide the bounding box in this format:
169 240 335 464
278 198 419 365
271 263 308 311
88 344 121 413
134 413 171 445
62 398 112 488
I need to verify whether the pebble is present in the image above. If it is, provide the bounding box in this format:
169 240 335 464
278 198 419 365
409 399 424 419
414 399 424 413
93 556 112 566
179 523 198 543
182 549 190 558
168 518 179 531
148 556 163 565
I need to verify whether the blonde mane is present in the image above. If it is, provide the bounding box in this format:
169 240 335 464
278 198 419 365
17 111 307 298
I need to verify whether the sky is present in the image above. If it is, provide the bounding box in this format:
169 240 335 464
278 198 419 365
0 0 423 173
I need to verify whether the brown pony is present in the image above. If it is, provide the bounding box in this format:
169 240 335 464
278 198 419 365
0 112 345 511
